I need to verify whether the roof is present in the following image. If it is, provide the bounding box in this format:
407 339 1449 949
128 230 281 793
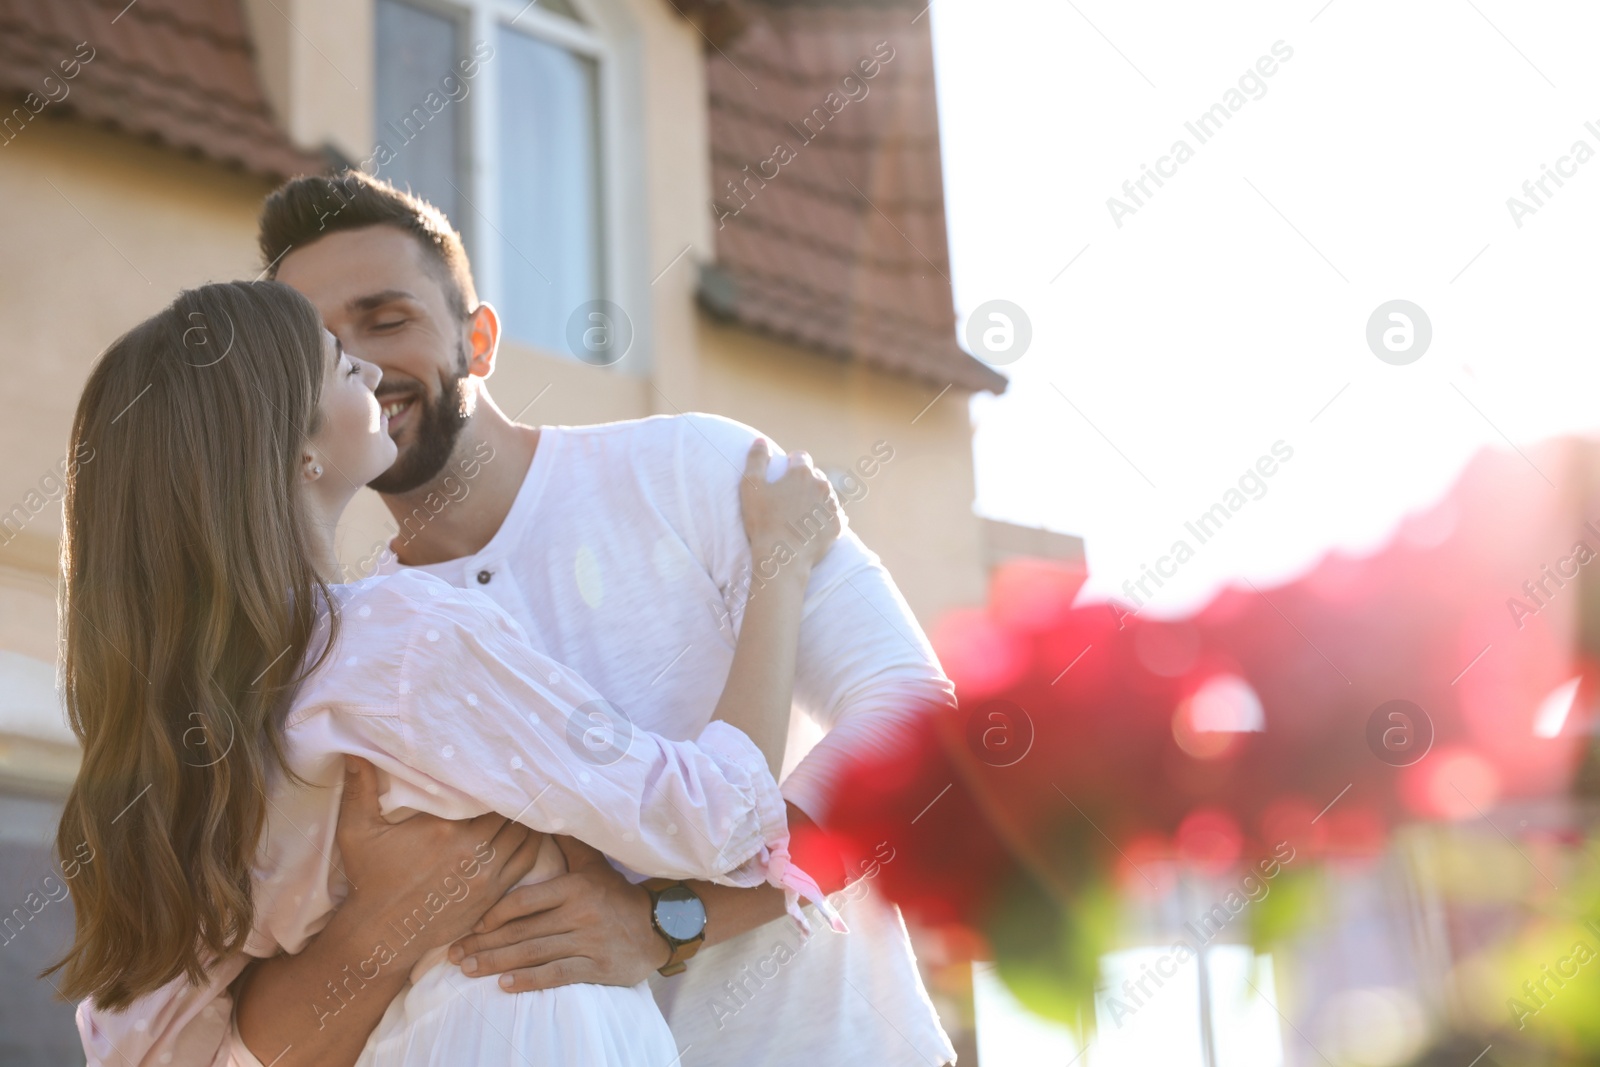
0 0 322 180
699 0 1008 394
982 518 1086 571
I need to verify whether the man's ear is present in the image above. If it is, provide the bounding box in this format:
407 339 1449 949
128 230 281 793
465 302 501 379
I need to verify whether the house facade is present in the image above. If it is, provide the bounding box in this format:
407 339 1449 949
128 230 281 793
0 0 1088 1060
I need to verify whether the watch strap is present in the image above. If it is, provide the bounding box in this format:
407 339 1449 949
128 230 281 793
658 935 703 977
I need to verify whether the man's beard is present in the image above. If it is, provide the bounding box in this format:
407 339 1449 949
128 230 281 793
368 350 471 495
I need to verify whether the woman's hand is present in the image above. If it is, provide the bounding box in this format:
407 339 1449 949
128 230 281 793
740 438 843 577
717 438 842 775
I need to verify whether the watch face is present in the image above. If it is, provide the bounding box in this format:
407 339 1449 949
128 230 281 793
655 885 707 941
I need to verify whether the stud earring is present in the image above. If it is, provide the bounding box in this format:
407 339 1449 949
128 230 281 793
310 463 323 478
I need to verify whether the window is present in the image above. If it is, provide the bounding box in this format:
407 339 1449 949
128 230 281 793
496 25 603 355
373 0 620 361
374 1 466 226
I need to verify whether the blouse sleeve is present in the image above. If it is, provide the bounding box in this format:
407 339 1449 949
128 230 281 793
75 954 249 1067
323 575 843 932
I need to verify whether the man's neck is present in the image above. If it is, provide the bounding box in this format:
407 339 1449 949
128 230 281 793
380 396 540 567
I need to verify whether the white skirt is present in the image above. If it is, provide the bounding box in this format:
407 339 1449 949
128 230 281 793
355 954 680 1067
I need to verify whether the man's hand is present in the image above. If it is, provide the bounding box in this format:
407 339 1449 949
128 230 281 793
448 835 670 991
446 803 849 992
234 760 544 1067
335 756 542 955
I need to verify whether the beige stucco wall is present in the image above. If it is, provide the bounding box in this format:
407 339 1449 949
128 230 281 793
0 121 272 521
241 0 375 163
0 118 274 633
622 0 715 410
696 316 987 626
0 118 279 786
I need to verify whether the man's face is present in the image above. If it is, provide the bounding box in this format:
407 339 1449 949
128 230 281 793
276 226 472 495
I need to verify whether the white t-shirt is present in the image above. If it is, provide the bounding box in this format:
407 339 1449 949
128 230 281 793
397 414 957 1067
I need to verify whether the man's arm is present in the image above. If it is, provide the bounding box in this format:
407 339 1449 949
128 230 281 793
449 483 945 990
445 798 850 992
233 890 427 1066
232 757 541 1067
770 542 955 821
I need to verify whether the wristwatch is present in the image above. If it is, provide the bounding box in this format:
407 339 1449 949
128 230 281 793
643 879 707 977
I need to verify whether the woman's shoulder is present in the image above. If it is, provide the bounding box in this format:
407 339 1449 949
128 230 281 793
291 573 510 727
307 572 469 664
336 569 485 615
327 571 520 655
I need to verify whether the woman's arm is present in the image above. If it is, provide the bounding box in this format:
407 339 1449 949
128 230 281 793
331 571 800 891
708 438 842 776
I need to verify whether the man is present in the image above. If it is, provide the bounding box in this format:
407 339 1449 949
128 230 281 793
78 171 957 1067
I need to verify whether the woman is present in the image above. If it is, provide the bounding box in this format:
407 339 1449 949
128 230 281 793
51 280 844 1065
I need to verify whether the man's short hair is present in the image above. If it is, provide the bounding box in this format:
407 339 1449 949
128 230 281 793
258 170 478 320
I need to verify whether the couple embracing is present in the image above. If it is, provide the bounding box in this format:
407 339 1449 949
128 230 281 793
53 170 959 1067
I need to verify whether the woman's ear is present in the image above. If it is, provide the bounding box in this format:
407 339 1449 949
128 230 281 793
302 452 325 482
466 303 501 379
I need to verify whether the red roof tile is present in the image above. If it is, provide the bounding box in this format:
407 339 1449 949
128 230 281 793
699 0 1006 394
0 0 323 180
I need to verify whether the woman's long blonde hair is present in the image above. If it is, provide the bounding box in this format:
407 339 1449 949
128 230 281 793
49 281 340 1009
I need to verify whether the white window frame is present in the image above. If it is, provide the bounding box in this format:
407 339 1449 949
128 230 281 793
379 0 651 371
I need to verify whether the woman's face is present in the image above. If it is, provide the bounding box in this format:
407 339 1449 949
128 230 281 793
307 329 396 496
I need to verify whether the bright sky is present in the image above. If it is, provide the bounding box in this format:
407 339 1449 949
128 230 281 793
932 0 1600 617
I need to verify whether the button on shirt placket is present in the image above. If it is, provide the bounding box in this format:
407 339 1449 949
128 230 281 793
464 559 526 623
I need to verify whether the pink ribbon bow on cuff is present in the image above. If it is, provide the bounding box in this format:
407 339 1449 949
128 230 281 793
765 845 849 937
